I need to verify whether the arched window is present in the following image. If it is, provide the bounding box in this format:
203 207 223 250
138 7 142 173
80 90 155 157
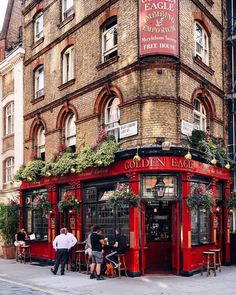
34 65 44 99
5 157 14 183
193 98 207 131
195 22 209 65
34 12 43 42
62 46 74 83
101 17 117 62
105 96 120 141
65 113 76 152
37 126 45 160
5 102 14 135
62 0 74 20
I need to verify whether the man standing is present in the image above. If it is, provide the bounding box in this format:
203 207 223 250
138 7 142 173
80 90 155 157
90 225 105 280
14 228 27 256
65 228 77 267
51 228 72 275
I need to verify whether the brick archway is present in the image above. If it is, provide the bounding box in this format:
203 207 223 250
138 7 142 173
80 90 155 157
191 88 216 118
29 117 47 140
56 102 78 129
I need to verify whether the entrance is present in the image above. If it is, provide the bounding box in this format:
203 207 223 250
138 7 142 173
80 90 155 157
145 201 172 273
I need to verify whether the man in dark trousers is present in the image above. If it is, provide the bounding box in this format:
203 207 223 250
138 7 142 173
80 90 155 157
90 225 105 280
51 228 72 275
105 228 126 268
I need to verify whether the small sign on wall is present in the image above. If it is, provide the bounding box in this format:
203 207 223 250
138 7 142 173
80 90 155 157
120 121 138 139
181 120 193 136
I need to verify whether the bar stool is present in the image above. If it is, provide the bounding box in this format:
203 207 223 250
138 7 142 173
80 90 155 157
201 251 216 277
21 245 31 264
117 254 128 278
75 250 85 272
209 249 222 272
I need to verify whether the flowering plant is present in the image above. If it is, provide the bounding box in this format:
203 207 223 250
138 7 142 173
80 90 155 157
187 183 214 211
108 183 138 208
32 194 51 216
58 191 80 212
228 189 236 211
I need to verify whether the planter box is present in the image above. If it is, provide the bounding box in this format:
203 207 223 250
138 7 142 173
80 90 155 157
2 245 15 259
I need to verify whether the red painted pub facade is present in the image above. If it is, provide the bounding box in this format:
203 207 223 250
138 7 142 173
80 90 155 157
19 148 231 276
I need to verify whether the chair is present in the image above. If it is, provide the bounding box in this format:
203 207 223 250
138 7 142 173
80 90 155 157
201 251 216 277
75 250 86 272
21 245 31 264
117 254 128 278
209 249 222 272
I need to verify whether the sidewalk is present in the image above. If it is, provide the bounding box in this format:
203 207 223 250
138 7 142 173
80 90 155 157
0 259 236 295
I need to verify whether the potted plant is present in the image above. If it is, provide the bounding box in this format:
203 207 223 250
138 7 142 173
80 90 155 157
0 197 20 259
108 183 139 208
58 191 80 213
187 183 214 211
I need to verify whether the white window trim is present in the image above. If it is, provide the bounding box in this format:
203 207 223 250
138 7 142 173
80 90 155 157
62 46 74 84
105 96 120 142
193 99 207 131
34 65 44 99
5 157 14 183
34 12 43 42
5 102 14 135
65 114 76 147
102 20 117 63
62 0 74 21
195 22 209 65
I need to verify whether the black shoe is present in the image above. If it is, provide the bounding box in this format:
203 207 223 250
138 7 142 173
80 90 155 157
90 273 96 279
61 273 64 275
97 276 105 280
50 268 56 275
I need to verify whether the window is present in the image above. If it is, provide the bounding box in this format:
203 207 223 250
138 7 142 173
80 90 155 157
5 102 14 135
62 46 74 83
24 189 48 241
102 17 117 62
191 208 211 245
193 98 206 131
195 22 209 65
105 96 120 141
65 113 76 152
62 0 74 20
34 12 43 41
83 185 130 244
34 65 44 99
37 126 45 160
5 157 14 183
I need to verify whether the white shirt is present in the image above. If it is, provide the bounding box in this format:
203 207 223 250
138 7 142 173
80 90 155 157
53 233 72 250
67 232 77 247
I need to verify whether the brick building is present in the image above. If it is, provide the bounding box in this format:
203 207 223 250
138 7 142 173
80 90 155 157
21 0 231 276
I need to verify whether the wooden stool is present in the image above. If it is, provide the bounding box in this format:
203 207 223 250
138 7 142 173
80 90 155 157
201 251 216 277
75 250 85 272
85 253 90 274
117 254 128 278
15 247 21 262
21 245 31 264
209 249 222 272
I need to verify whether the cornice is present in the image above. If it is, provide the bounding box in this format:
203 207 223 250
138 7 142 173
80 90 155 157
0 47 25 75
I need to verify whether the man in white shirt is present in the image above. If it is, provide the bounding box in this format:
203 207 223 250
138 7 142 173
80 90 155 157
51 228 72 275
65 228 77 268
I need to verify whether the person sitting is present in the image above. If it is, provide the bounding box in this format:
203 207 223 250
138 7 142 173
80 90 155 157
14 228 27 256
105 228 126 268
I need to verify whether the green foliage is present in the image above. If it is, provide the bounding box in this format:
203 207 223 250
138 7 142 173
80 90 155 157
228 190 236 211
76 145 94 173
58 192 80 212
93 138 119 167
41 159 55 176
108 183 139 208
13 165 25 182
34 197 52 216
0 202 20 245
190 130 206 148
51 152 77 176
187 183 214 212
21 160 45 182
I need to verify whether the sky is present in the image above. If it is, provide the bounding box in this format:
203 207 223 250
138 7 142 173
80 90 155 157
0 0 8 31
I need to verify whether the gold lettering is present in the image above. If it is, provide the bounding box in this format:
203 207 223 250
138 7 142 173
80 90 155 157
171 158 177 167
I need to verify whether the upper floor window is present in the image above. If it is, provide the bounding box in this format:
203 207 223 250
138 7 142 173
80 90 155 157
65 113 76 152
37 126 45 161
193 98 206 131
101 17 117 63
105 96 120 142
62 0 74 21
34 12 43 42
5 157 14 183
62 46 74 84
5 102 14 136
195 22 209 65
34 65 44 99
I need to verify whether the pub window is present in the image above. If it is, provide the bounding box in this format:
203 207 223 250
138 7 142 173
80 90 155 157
216 182 224 201
101 17 117 63
104 96 120 142
83 184 130 244
34 12 43 42
24 189 48 241
195 22 209 65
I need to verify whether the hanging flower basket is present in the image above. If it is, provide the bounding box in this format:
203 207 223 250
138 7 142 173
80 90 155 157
32 194 51 216
58 191 80 213
187 183 214 211
108 183 139 208
228 189 236 211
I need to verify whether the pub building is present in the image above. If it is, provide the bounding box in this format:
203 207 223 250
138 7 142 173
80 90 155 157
20 0 230 277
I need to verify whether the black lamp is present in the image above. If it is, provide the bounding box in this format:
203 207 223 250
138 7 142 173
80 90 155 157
152 177 166 198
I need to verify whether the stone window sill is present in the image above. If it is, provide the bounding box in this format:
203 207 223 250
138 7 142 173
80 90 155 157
2 133 14 140
31 37 44 50
31 95 45 105
58 79 75 91
58 13 75 29
96 55 120 71
193 56 214 75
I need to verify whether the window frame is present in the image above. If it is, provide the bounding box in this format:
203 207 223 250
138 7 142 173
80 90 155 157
34 12 43 42
195 22 209 65
34 65 44 99
62 46 74 84
62 0 74 21
101 17 118 63
5 157 14 183
5 102 14 136
193 98 207 131
37 126 45 160
65 113 76 150
104 96 120 142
